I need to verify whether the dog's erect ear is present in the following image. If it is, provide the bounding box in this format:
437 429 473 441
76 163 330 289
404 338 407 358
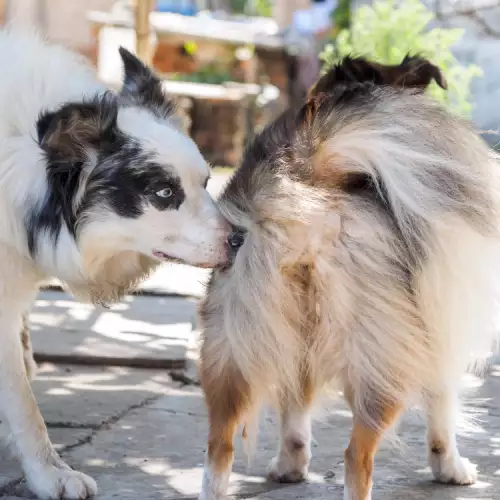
118 46 175 119
309 56 447 97
309 57 384 97
396 55 447 90
120 46 156 95
37 92 118 161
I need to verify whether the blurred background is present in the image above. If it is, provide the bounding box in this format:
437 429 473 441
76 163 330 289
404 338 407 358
1 0 499 165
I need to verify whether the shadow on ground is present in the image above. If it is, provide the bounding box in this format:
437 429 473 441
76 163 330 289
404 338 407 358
30 291 198 368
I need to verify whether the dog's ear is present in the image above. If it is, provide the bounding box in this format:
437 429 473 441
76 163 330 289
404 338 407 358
308 57 384 97
118 46 175 119
392 55 447 91
37 92 118 161
309 56 447 97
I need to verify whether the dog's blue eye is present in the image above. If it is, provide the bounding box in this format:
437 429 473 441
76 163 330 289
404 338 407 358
156 187 173 198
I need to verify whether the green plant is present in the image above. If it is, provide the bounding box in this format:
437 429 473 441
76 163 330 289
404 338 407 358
170 64 234 85
321 0 482 116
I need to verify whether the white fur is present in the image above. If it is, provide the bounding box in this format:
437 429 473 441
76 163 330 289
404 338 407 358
0 29 229 499
426 390 478 484
267 407 312 483
199 461 231 500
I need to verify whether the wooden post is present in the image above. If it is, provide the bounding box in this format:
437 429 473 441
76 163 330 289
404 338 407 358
134 0 154 64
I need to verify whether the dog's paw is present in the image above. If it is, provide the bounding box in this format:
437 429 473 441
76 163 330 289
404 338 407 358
430 451 477 485
267 456 308 483
27 460 97 499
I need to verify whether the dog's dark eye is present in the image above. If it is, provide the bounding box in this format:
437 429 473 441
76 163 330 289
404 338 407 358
156 187 173 198
203 176 210 189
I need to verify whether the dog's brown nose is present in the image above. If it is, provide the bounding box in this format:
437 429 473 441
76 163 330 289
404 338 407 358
227 231 245 250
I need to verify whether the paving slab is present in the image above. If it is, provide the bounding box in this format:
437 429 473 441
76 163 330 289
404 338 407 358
31 363 173 428
0 365 181 495
3 363 500 499
30 292 197 369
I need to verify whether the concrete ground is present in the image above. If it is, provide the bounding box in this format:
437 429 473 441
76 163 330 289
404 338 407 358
2 174 500 500
1 363 500 500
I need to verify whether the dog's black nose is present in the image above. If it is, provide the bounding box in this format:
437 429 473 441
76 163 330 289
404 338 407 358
227 231 245 250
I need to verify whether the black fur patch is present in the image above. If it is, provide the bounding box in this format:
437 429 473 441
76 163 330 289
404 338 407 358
81 143 185 218
310 55 447 98
222 109 298 213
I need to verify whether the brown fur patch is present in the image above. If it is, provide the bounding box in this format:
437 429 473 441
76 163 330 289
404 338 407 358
200 344 253 474
345 401 402 499
430 440 445 455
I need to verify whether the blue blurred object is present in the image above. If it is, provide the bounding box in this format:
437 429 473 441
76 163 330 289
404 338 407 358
156 0 198 16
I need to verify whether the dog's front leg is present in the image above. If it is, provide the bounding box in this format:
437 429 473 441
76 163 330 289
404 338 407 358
198 351 252 500
0 308 97 499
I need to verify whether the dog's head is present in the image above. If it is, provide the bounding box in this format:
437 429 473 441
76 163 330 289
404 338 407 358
309 55 447 98
34 48 231 286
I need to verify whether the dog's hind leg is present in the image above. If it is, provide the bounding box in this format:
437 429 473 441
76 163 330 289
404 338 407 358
199 354 253 500
267 377 314 483
20 313 37 380
0 304 97 499
343 388 402 500
426 389 477 485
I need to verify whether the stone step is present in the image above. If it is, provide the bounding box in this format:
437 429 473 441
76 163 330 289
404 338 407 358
30 291 197 370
